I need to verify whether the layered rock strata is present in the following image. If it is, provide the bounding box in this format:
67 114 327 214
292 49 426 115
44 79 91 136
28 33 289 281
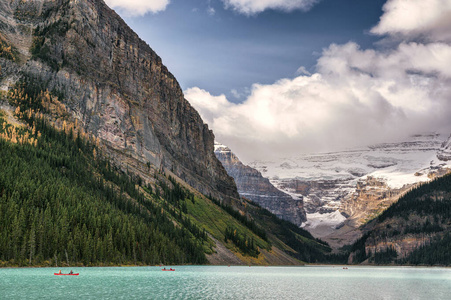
215 143 306 226
0 0 238 200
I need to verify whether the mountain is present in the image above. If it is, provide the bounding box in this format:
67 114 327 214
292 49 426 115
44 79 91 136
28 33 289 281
0 100 333 266
214 142 306 226
0 0 238 202
0 0 335 266
437 135 451 161
249 133 451 248
348 173 451 266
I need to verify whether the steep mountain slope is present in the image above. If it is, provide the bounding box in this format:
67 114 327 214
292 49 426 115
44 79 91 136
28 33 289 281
0 0 335 266
214 142 306 226
0 103 209 266
0 99 334 266
0 0 238 201
348 173 451 266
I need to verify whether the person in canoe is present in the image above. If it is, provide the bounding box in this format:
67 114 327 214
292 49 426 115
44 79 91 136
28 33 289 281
69 270 73 275
58 270 62 274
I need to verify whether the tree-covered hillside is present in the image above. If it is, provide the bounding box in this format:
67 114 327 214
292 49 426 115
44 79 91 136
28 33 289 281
348 173 451 265
0 74 335 267
0 97 208 266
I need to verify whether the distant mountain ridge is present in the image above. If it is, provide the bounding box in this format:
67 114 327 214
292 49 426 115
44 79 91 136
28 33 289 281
214 142 306 226
249 133 451 247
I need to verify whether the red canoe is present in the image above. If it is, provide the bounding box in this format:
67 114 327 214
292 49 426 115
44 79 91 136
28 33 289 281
54 273 79 276
161 269 175 271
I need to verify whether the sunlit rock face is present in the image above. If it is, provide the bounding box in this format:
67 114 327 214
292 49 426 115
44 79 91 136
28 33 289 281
214 142 306 226
0 0 239 201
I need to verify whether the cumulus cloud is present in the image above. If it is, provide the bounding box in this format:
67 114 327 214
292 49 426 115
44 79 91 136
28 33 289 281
221 0 319 15
371 0 451 41
186 41 451 161
104 0 170 16
185 0 451 162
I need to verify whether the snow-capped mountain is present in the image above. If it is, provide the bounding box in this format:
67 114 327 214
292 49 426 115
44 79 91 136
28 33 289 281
214 142 307 226
249 133 451 245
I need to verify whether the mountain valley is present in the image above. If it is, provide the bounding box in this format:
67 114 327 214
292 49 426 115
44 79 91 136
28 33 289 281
219 134 451 249
0 0 335 267
1 0 450 268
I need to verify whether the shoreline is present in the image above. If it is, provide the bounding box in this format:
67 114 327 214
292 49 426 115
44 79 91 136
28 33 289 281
1 264 450 269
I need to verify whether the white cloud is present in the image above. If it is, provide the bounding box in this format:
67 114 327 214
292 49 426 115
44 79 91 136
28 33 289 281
221 0 319 15
186 41 451 161
184 0 451 162
296 66 311 75
231 89 241 99
104 0 170 16
207 6 216 16
371 0 451 41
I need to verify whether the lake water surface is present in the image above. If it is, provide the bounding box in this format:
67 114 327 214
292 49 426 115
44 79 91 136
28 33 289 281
1 266 450 299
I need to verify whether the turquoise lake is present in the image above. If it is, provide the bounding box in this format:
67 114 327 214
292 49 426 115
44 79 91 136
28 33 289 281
1 266 450 299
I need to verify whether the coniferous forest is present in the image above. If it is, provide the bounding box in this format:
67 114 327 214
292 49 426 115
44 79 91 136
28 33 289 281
0 76 208 266
0 74 336 267
6 73 450 267
349 173 451 266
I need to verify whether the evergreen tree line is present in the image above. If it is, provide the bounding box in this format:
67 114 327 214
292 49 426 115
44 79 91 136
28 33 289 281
348 232 370 264
224 226 259 257
378 174 451 222
401 233 451 265
250 204 347 264
349 173 451 265
159 175 193 214
0 135 204 266
0 79 209 266
207 195 268 242
371 246 398 264
150 175 208 243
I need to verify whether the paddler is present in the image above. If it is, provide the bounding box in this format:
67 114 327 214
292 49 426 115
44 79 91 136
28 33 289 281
58 270 62 274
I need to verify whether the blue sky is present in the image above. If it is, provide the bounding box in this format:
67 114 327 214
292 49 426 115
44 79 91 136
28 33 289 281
106 0 451 161
121 0 386 101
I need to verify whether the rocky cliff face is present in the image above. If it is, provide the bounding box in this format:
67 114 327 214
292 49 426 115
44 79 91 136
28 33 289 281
340 176 406 227
0 0 238 200
214 142 306 226
437 135 451 161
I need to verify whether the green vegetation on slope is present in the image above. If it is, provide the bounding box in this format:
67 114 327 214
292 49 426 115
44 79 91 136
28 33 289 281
402 233 451 265
349 173 451 265
0 73 345 266
0 74 283 266
0 78 208 267
246 201 347 264
207 195 268 241
224 226 260 257
185 191 271 258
